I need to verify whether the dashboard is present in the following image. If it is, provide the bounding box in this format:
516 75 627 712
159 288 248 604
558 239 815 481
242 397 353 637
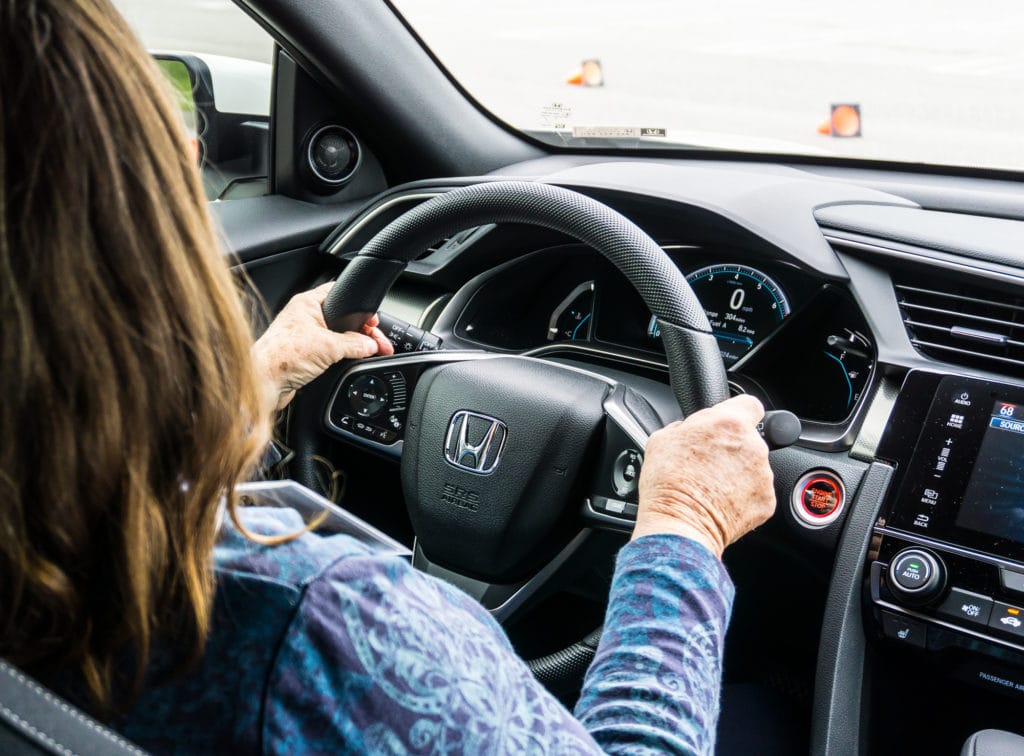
451 244 874 425
305 157 1024 754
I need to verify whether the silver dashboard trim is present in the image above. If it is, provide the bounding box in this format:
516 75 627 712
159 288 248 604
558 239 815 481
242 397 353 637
825 234 1024 288
326 192 442 257
489 530 592 622
873 526 1024 572
874 598 1024 656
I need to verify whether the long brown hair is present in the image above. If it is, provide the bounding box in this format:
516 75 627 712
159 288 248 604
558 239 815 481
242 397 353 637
0 0 270 712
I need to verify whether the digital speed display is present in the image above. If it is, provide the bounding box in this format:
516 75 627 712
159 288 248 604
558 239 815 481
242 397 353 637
684 264 791 365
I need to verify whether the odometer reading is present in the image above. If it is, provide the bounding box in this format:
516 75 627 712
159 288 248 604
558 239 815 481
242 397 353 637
685 264 791 366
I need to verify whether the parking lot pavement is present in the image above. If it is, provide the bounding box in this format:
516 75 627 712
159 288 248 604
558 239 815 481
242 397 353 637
114 0 273 63
114 0 1024 172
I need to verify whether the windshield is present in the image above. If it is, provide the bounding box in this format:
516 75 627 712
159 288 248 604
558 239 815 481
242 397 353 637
393 0 1024 172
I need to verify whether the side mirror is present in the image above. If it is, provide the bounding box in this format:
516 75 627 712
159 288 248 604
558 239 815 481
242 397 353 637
152 52 272 199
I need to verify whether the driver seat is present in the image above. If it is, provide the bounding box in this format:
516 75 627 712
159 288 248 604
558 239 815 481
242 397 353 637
0 659 146 755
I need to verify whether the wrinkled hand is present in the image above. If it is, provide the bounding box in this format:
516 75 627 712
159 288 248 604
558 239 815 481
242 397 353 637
252 282 394 412
632 395 775 559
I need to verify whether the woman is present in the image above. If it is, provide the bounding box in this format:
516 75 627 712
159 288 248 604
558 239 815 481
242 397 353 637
0 1 775 753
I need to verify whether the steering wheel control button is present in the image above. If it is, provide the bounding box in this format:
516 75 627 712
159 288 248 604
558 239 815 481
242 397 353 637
417 332 442 351
348 375 389 418
612 450 643 498
791 470 845 528
989 603 1024 638
591 496 638 520
887 548 946 605
338 415 354 430
377 312 443 353
937 588 994 628
881 611 927 648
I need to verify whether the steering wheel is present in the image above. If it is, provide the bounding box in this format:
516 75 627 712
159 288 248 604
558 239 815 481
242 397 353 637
320 181 730 685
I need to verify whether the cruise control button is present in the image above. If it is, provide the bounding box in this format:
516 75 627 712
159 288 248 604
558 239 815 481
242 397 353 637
881 611 926 648
937 588 993 627
989 602 1024 638
590 496 636 520
612 449 643 498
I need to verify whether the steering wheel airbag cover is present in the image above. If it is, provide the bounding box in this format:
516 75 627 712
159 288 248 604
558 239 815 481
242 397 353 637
402 357 607 581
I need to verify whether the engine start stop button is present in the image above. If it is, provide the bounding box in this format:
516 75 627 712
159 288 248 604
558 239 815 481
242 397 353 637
791 470 846 528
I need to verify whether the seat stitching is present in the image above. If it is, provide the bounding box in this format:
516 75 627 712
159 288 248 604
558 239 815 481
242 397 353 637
0 701 76 756
0 662 146 754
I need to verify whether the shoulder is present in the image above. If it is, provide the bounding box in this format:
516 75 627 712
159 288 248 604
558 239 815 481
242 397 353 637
215 505 377 588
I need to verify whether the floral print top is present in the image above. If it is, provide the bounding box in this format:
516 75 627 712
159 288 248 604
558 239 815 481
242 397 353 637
121 506 734 755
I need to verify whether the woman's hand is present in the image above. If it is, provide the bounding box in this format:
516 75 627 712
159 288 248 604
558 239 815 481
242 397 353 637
252 282 395 412
632 395 775 559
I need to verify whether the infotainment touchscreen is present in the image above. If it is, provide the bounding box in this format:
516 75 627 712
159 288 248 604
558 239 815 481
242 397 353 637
957 400 1024 545
879 374 1024 563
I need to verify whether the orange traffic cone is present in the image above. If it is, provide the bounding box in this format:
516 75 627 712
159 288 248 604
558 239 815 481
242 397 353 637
566 59 604 87
818 104 862 137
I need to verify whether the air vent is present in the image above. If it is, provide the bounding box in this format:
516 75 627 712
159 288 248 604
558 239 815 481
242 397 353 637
895 275 1024 377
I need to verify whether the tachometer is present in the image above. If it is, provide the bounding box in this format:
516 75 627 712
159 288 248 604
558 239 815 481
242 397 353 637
684 264 791 366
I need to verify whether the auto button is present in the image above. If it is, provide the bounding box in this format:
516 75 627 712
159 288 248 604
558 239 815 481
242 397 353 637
887 548 945 606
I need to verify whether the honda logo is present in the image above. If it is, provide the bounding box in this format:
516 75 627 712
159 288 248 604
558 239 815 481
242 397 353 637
444 411 507 474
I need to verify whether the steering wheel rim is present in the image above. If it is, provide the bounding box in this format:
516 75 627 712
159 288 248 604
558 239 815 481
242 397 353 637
321 181 730 687
323 181 729 416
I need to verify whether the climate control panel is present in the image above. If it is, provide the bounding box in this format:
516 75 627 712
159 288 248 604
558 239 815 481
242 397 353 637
870 533 1024 653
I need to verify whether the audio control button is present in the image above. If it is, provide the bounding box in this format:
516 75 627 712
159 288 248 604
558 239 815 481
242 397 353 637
348 375 389 418
937 588 993 628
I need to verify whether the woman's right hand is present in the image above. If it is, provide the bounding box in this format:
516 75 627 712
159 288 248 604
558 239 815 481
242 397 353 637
632 395 776 559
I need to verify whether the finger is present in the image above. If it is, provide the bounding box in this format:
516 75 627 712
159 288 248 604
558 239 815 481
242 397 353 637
715 394 765 426
367 326 394 356
328 331 379 361
309 281 337 304
365 313 380 329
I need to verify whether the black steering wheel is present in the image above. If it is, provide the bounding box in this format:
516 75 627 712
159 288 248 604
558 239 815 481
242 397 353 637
319 181 731 685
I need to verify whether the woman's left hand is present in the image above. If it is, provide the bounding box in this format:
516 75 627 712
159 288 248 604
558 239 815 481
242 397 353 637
252 282 395 412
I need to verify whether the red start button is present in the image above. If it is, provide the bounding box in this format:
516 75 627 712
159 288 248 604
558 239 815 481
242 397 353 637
792 471 845 528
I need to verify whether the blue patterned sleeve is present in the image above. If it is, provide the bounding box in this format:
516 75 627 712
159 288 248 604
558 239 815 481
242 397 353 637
262 533 731 754
575 534 735 755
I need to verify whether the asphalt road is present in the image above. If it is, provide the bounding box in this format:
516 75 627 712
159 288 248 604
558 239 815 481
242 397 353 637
114 0 1024 172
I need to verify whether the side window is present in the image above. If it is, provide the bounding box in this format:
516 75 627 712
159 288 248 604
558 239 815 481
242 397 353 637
113 1 275 200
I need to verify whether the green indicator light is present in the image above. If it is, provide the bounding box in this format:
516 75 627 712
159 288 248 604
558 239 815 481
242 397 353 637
909 563 921 570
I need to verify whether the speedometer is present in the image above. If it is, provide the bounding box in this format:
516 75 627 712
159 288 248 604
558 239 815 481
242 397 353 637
685 264 791 366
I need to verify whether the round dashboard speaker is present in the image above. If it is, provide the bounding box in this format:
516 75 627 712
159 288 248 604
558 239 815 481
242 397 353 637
306 125 361 186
